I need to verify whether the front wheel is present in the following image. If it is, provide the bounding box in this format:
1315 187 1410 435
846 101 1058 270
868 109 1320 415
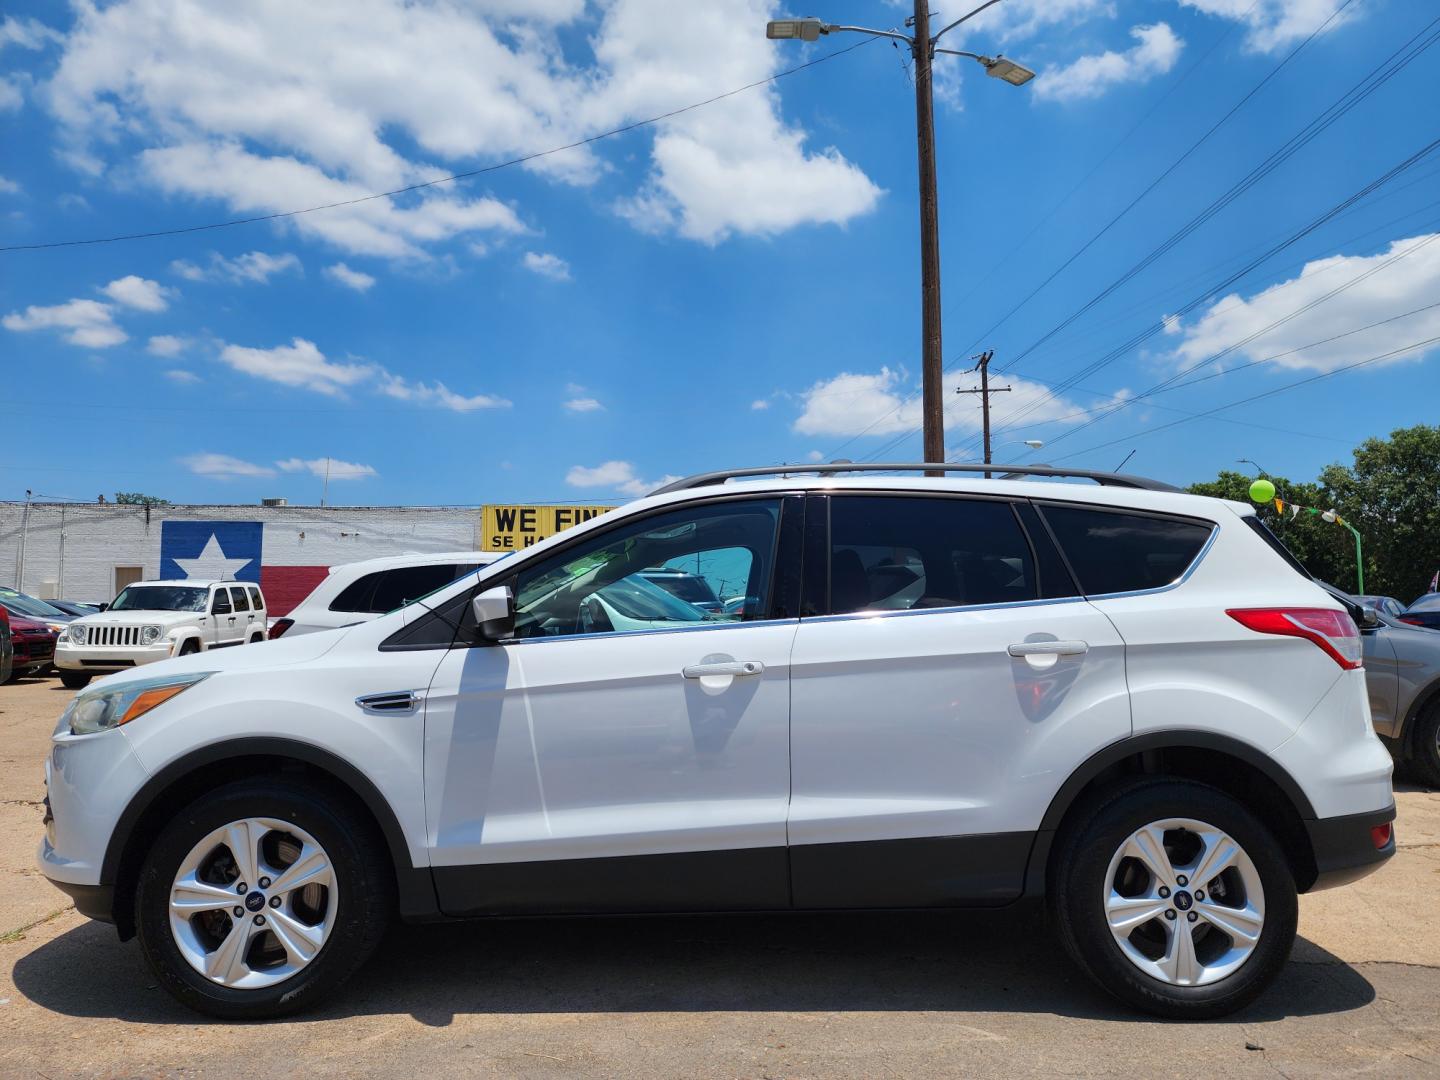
60 671 91 690
135 778 392 1019
1050 778 1297 1020
1405 701 1440 788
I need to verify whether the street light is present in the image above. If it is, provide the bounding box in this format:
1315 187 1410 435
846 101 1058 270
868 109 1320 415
767 1 1034 470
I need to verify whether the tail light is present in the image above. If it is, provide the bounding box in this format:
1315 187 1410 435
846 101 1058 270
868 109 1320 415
1371 823 1393 849
268 618 294 640
1398 616 1425 626
1227 608 1363 670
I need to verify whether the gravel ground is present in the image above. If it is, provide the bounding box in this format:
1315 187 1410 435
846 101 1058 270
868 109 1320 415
2 673 1438 1078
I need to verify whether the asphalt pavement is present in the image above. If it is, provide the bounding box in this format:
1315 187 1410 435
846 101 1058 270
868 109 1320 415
2 674 1438 1078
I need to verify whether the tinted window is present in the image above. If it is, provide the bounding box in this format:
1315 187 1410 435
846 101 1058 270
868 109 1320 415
211 589 232 614
511 499 781 639
827 496 1037 615
367 565 465 614
330 572 379 613
1410 594 1440 613
248 586 264 610
229 586 250 611
111 585 209 612
1043 505 1213 595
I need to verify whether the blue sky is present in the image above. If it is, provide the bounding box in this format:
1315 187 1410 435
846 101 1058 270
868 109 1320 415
2 0 1437 506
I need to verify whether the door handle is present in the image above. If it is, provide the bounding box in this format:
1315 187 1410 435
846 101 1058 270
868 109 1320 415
682 660 764 679
1007 640 1089 658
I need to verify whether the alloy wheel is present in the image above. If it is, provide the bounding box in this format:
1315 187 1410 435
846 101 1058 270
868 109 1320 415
1103 817 1266 987
168 817 338 990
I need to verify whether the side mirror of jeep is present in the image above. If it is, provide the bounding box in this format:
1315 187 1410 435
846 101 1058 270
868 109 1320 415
472 585 516 642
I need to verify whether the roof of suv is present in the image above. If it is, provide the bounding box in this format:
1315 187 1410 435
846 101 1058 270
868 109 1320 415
126 579 255 588
323 551 502 576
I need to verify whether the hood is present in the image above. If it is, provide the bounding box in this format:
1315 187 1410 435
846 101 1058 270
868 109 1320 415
78 609 201 627
87 624 352 691
9 615 55 634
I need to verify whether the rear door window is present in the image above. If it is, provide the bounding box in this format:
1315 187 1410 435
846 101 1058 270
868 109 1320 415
1040 504 1213 596
368 565 463 613
827 495 1037 615
229 586 250 611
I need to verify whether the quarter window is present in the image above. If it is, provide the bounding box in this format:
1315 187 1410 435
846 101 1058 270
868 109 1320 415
1041 505 1213 595
510 500 782 639
229 586 250 612
827 496 1037 615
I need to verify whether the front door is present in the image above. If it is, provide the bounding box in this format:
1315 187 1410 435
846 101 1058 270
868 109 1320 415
787 492 1130 908
424 495 801 916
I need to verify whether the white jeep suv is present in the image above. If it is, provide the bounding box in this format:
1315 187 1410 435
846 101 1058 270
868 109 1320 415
56 580 267 690
37 465 1395 1020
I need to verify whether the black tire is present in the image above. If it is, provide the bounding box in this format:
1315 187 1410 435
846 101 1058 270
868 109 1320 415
1049 778 1297 1020
60 671 91 690
135 777 392 1020
1405 700 1440 789
178 639 201 656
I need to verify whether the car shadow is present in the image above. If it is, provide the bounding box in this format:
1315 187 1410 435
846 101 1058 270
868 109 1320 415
13 905 1375 1026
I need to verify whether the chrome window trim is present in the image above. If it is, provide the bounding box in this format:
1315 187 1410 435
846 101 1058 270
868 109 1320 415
496 616 800 646
801 595 1089 626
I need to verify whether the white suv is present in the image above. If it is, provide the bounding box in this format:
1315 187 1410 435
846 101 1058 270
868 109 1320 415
55 579 267 690
269 551 501 638
37 465 1395 1020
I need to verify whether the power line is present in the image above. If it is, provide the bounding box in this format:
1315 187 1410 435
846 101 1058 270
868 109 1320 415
0 37 876 254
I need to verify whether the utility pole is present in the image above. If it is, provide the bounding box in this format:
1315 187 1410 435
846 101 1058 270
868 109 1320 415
912 0 944 472
321 458 331 508
15 489 32 592
765 6 1035 473
956 351 1010 477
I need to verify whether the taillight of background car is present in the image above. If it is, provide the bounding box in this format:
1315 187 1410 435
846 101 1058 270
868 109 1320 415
268 618 294 639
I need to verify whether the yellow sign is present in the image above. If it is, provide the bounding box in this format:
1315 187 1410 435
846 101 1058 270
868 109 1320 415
480 504 615 552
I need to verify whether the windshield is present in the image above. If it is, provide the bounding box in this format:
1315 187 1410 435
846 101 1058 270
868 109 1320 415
1409 594 1440 612
110 585 210 612
0 588 69 619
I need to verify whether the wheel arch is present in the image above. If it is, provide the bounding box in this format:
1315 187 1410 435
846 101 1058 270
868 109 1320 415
1400 677 1440 750
1025 731 1320 898
103 737 437 939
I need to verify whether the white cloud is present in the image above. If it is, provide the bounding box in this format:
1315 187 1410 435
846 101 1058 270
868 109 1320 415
563 396 602 412
45 0 879 254
3 298 126 348
324 262 376 292
0 175 20 195
171 250 301 284
806 449 824 462
181 452 276 479
1169 233 1440 374
101 274 171 312
1 16 62 51
750 399 770 411
276 457 377 481
218 337 373 396
165 369 201 384
147 334 187 357
0 77 23 113
522 251 571 281
377 373 511 412
1179 0 1359 53
793 366 1121 438
565 460 679 497
1036 24 1183 103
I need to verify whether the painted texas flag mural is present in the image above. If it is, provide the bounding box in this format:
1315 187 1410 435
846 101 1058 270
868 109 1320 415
159 521 328 616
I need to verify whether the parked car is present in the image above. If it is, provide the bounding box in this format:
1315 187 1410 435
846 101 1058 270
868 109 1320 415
0 605 12 684
38 464 1394 1021
1355 594 1406 619
270 551 500 639
55 580 267 690
1397 593 1440 631
639 567 725 613
1322 585 1440 787
43 599 102 618
7 613 58 680
0 586 74 636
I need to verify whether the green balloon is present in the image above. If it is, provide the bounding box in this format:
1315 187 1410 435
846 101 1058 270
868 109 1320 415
1249 478 1276 504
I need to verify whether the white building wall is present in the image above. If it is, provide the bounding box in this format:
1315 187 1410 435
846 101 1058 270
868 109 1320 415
0 502 483 604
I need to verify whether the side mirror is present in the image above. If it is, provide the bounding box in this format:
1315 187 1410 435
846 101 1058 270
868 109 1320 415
1360 606 1381 630
97 603 108 612
471 585 516 641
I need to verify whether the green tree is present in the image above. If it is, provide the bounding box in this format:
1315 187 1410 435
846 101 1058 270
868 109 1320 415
1319 425 1440 602
114 491 171 507
1187 470 1353 587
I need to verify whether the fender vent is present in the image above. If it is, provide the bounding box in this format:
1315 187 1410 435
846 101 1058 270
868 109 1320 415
355 690 421 714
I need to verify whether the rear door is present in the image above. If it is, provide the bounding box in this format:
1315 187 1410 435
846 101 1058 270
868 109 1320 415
787 492 1130 908
228 586 254 642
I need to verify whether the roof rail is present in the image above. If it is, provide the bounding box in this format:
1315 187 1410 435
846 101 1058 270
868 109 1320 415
650 463 1180 495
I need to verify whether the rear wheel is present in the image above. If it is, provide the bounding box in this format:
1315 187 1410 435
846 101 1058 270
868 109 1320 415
60 671 91 690
135 778 392 1019
1406 700 1440 788
1050 778 1297 1019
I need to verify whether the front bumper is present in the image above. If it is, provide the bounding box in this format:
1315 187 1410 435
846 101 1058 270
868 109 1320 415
1304 803 1397 891
55 639 175 672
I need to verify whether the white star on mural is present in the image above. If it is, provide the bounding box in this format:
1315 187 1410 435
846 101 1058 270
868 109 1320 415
172 534 254 581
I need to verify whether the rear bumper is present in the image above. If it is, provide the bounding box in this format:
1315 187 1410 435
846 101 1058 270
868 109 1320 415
1303 803 1396 892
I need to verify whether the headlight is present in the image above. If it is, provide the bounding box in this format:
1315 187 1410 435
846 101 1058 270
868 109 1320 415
140 625 163 646
48 622 67 635
68 624 87 646
61 672 214 736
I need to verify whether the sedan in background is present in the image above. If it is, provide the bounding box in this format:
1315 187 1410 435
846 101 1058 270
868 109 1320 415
1398 593 1440 631
5 613 57 680
0 587 74 637
42 599 102 618
0 606 11 683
